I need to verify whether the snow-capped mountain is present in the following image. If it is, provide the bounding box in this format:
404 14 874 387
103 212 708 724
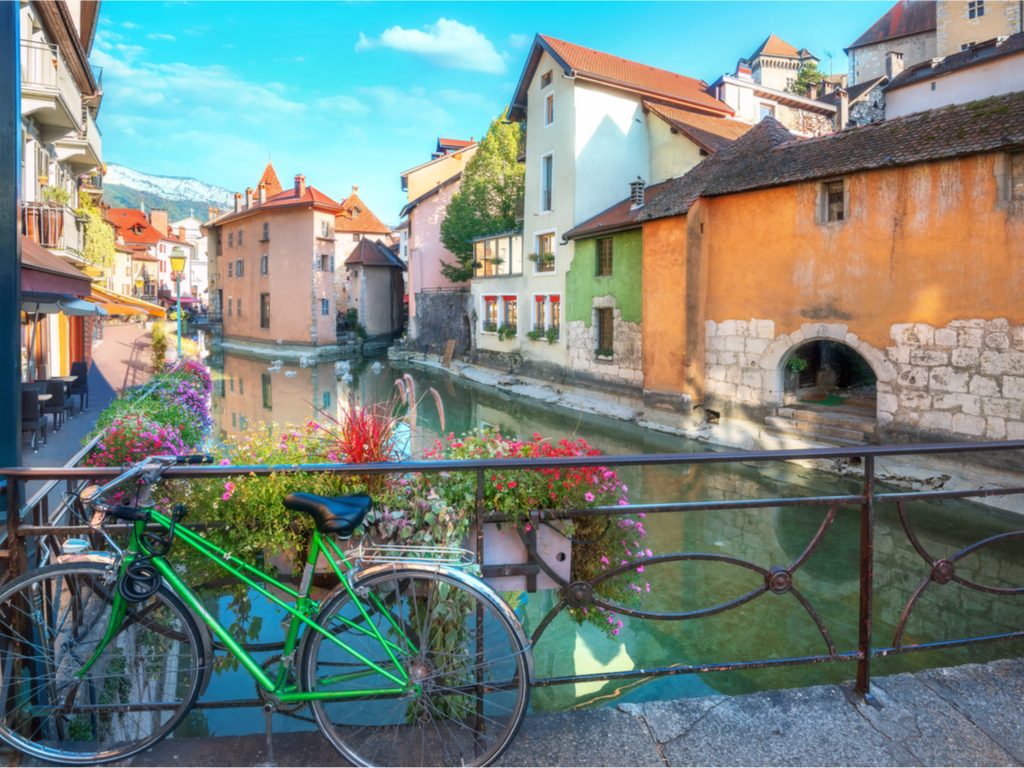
105 164 234 210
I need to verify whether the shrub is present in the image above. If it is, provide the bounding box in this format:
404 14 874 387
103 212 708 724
151 323 168 374
84 413 189 468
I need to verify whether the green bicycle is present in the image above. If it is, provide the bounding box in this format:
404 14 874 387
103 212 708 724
0 455 533 767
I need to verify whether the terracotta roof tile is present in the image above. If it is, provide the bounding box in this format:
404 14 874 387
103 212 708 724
563 180 674 240
644 102 752 153
106 208 189 247
538 35 730 115
209 184 343 227
749 33 803 60
335 190 392 235
437 138 474 151
258 161 283 197
643 90 1024 222
847 0 936 51
886 31 1024 92
344 237 407 269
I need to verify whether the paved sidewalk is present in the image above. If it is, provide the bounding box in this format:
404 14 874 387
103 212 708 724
29 658 1020 767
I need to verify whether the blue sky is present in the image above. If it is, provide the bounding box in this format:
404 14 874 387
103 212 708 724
93 1 894 224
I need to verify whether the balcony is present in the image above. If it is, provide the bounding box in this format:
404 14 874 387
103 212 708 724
22 202 83 255
20 40 81 140
54 109 101 175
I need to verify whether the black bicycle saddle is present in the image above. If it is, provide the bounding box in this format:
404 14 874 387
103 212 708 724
282 493 373 538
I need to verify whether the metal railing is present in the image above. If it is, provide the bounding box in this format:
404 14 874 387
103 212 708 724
2 440 1024 710
83 109 102 162
20 39 81 127
22 202 82 254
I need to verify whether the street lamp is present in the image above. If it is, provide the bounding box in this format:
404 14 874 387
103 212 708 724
169 247 186 360
134 275 144 298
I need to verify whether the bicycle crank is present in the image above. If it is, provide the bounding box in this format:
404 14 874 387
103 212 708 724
255 654 306 714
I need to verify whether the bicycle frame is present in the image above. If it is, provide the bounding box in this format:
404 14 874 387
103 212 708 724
76 509 420 705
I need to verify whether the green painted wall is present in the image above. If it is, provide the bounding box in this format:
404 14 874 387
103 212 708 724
565 228 643 326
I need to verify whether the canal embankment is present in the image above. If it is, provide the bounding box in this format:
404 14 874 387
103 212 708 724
390 348 1024 518
44 658 1023 767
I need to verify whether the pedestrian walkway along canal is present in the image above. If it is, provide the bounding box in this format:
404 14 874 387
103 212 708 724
197 351 1024 739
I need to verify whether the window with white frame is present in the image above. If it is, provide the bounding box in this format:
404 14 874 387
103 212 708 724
533 295 546 331
227 261 233 279
473 233 523 278
482 296 499 332
227 296 233 316
535 232 555 273
532 294 561 338
236 258 244 278
759 103 775 121
541 154 553 212
544 94 554 126
321 220 331 238
502 296 517 331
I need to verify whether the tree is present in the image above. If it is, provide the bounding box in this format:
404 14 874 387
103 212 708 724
439 110 524 283
789 62 824 97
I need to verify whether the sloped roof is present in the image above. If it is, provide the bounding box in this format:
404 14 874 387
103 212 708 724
207 184 343 227
886 31 1024 92
21 235 92 284
563 180 674 240
258 161 283 197
644 101 752 153
749 33 804 60
336 189 392 234
815 76 888 106
643 90 1024 222
437 138 474 153
847 0 937 52
106 208 191 247
398 171 462 218
509 34 732 122
344 237 406 270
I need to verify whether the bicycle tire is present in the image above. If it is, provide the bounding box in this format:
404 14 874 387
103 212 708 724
300 564 531 767
0 560 205 765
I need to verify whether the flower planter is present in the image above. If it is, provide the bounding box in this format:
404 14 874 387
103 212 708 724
471 522 571 592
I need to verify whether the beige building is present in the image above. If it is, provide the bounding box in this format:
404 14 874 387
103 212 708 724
204 164 343 359
846 0 1022 86
333 186 393 315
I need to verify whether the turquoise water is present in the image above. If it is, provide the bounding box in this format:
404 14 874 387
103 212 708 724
200 351 1024 731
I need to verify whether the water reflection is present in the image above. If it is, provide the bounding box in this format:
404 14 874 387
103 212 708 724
207 352 1024 717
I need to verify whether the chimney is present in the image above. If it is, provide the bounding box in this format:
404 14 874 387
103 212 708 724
149 208 168 234
835 88 850 131
735 59 754 81
886 50 905 80
822 80 835 96
178 226 186 242
629 177 646 210
295 174 305 196
352 185 358 193
807 82 818 100
245 187 253 209
234 192 241 214
208 206 220 220
257 182 266 205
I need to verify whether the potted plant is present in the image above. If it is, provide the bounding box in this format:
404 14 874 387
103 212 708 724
527 252 554 268
483 322 498 333
596 348 614 358
497 324 517 341
41 185 71 207
526 329 545 341
545 327 559 344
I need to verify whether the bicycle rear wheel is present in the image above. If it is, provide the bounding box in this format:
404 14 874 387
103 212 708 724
0 561 205 764
301 565 531 767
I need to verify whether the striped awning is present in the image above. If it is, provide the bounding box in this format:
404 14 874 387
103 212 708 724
89 286 167 318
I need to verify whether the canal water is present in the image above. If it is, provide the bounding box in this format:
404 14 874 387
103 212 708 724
197 351 1024 735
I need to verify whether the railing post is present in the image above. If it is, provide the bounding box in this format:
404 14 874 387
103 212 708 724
855 454 875 702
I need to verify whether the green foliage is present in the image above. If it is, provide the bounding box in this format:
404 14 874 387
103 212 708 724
789 62 824 97
497 324 517 341
545 327 559 344
101 183 218 223
81 206 116 270
596 348 613 357
483 322 497 333
40 185 71 206
525 329 545 341
786 355 809 373
439 109 524 283
151 323 168 374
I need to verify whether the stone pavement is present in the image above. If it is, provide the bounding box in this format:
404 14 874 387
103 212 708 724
22 658 1019 767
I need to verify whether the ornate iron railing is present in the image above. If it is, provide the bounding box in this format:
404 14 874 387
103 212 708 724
2 440 1023 711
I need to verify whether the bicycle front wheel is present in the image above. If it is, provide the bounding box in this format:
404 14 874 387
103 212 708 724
0 561 205 764
301 565 531 767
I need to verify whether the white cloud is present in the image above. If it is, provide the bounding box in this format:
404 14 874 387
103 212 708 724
508 33 530 50
121 21 139 29
355 18 506 75
185 25 211 36
147 33 176 41
358 85 450 126
316 95 369 114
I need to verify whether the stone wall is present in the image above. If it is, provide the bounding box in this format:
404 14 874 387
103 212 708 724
848 32 935 85
411 291 474 359
850 85 886 126
565 295 643 388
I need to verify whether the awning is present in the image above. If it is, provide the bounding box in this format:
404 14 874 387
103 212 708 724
21 291 63 314
177 296 198 304
60 295 107 316
90 286 167 318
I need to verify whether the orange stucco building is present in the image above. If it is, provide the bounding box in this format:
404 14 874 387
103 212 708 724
639 91 1024 446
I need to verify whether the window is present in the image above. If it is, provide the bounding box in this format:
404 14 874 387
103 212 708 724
232 412 236 428
502 296 517 331
261 222 269 241
353 233 361 242
786 77 795 90
236 258 243 278
230 375 235 393
536 232 555 273
320 220 331 238
541 70 552 88
260 254 268 275
541 154 553 212
534 295 546 330
483 296 499 331
1011 152 1024 201
227 296 233 316
217 231 222 250
239 376 244 395
968 0 984 18
550 295 560 337
961 41 976 51
260 293 270 328
321 298 330 316
237 228 243 246
228 232 233 248
320 254 330 271
323 391 331 409
330 254 335 272
236 297 241 317
545 94 554 126
824 180 845 222
125 266 130 276
759 103 775 121
597 238 613 276
227 261 233 278
597 308 614 354
262 373 272 410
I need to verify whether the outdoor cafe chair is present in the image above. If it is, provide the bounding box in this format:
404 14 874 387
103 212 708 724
69 361 89 411
20 390 46 452
40 380 72 431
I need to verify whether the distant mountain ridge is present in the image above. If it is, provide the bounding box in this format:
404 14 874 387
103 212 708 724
103 164 234 223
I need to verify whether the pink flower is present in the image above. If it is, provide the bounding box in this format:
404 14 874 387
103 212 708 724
222 492 231 501
525 524 531 531
612 629 619 636
618 500 629 506
600 556 609 564
224 482 236 493
637 565 644 572
584 492 595 502
220 459 230 466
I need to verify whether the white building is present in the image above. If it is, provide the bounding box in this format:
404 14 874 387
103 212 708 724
170 214 209 303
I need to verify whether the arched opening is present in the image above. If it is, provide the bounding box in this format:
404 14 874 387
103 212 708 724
783 340 877 410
